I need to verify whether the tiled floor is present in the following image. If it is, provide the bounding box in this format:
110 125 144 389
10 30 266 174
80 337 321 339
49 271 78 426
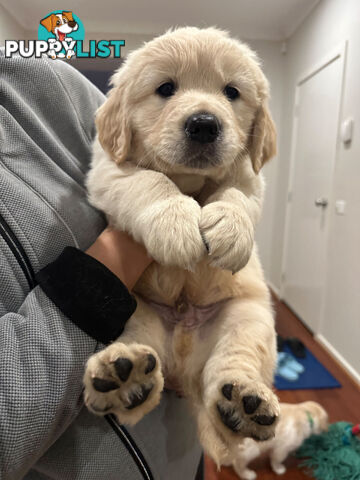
205 294 360 480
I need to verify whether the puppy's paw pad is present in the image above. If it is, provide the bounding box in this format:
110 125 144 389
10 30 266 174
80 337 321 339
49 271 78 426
243 395 262 414
83 343 164 424
114 357 133 381
251 414 276 426
92 378 119 392
216 404 241 432
221 383 234 401
144 353 156 374
126 383 154 409
214 381 279 441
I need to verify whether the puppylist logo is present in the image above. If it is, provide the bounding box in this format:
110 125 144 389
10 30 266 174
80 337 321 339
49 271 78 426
38 10 84 59
5 10 125 59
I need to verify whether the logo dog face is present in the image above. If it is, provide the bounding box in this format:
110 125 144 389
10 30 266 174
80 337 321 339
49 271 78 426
40 11 78 42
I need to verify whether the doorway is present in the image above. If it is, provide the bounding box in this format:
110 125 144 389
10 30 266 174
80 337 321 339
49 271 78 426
281 44 346 333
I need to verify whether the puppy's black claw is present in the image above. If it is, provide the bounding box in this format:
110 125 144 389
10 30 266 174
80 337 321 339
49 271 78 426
200 232 210 253
126 384 153 410
221 383 234 401
251 414 277 426
243 395 262 414
114 357 133 382
145 354 156 374
92 378 119 393
216 404 241 432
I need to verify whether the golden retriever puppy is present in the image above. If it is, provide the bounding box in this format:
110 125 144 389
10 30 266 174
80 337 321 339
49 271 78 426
223 401 328 479
83 26 279 463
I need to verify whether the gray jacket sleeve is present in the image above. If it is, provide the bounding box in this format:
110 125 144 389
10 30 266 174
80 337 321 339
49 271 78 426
0 286 98 479
0 51 113 478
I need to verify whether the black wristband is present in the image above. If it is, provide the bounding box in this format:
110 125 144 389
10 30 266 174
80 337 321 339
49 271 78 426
36 246 137 344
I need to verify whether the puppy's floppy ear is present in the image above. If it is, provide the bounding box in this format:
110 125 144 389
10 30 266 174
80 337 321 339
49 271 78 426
96 79 132 164
247 102 277 174
40 14 56 32
62 11 74 22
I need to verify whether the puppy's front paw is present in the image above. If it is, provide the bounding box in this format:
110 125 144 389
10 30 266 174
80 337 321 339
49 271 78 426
83 343 164 425
140 196 206 269
271 463 286 475
208 380 279 442
200 202 254 273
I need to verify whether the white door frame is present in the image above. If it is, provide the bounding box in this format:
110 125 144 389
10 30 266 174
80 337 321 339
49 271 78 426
280 41 348 334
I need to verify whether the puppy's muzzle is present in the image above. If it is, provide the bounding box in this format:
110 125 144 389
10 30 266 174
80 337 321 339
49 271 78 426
185 112 221 144
68 20 77 28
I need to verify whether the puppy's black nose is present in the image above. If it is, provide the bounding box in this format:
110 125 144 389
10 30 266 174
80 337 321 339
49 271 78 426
185 113 220 144
68 20 76 28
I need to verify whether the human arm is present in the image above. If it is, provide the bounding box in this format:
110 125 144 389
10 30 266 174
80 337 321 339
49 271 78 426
0 49 152 478
0 227 153 479
86 227 152 291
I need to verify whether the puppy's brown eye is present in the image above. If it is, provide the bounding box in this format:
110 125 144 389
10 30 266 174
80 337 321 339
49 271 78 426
156 82 175 98
224 85 240 101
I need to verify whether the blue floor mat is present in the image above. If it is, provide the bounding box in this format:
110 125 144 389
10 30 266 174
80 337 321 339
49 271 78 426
274 344 341 390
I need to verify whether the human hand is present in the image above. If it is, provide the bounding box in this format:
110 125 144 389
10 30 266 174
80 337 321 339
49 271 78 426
86 228 153 290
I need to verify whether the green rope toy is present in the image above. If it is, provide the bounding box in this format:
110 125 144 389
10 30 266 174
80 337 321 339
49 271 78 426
296 422 360 480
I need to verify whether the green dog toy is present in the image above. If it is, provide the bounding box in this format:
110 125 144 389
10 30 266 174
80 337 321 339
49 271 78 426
296 422 360 480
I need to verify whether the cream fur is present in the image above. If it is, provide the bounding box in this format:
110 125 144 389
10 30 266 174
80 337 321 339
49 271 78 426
83 27 279 464
224 401 329 479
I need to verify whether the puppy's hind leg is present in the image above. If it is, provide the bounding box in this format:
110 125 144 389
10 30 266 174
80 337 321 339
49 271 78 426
270 448 288 475
83 299 167 425
234 467 257 480
202 299 280 445
232 440 261 480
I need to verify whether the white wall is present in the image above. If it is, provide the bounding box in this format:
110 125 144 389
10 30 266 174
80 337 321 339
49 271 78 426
274 0 360 376
0 4 26 45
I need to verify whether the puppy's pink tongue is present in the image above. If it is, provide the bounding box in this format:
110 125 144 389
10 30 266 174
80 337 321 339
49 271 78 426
58 32 65 42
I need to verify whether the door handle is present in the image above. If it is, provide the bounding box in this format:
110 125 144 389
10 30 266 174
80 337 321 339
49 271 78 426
314 197 328 207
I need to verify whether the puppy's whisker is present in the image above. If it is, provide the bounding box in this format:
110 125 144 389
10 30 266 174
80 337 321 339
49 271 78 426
137 150 156 170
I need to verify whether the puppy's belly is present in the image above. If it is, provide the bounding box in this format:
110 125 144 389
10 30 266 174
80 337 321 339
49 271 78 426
163 318 219 396
140 292 229 393
134 252 267 388
135 257 241 306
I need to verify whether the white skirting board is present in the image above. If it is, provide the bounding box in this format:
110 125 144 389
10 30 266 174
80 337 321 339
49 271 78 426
316 334 360 385
267 281 281 299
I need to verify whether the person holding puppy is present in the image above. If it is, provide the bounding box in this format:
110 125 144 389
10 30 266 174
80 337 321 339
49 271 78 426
0 50 202 480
